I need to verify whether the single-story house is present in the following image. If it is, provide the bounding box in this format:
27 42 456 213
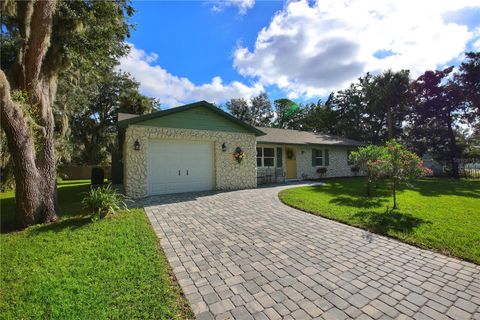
117 101 363 198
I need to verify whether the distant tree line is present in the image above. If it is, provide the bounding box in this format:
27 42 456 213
224 52 480 178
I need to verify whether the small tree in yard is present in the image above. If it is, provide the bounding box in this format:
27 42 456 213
368 140 431 209
349 145 386 196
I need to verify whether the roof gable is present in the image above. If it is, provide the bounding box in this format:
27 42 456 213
118 101 265 136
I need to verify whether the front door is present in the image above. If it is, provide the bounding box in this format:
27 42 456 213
285 148 297 179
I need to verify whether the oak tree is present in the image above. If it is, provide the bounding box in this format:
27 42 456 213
0 0 133 228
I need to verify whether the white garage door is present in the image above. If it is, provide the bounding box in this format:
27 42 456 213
148 140 214 195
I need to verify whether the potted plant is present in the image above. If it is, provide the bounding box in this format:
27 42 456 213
351 165 360 176
316 166 327 178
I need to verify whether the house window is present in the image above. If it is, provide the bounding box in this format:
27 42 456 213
257 147 275 167
313 149 323 166
347 150 354 165
312 149 330 166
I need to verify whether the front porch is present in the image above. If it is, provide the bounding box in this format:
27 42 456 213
255 142 355 184
256 144 302 184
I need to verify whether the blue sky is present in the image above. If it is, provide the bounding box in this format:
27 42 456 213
129 1 283 85
119 0 480 107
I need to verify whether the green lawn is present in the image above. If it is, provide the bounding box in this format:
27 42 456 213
0 180 193 319
279 177 480 264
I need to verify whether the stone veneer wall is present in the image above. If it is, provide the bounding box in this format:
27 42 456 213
296 145 359 179
124 125 257 198
256 144 360 180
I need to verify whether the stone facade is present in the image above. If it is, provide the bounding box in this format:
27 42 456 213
257 144 359 180
297 145 358 179
124 125 257 198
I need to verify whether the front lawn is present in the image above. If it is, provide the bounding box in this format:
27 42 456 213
0 180 193 319
279 177 480 264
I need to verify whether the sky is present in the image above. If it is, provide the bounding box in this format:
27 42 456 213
119 0 480 108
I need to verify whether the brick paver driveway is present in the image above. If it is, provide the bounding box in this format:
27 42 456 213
142 183 480 320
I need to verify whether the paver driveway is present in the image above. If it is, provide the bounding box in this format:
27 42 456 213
142 184 480 320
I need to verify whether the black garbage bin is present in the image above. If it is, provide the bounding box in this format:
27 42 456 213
91 167 105 186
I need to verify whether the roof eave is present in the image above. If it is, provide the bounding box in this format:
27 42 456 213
257 141 364 147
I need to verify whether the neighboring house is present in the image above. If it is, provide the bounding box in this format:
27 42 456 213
422 152 443 176
117 101 363 198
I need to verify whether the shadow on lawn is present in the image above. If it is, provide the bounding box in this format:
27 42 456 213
1 180 91 233
410 178 480 198
329 195 388 208
29 216 92 235
314 177 480 200
352 208 430 235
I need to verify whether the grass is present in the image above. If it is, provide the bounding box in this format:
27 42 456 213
279 177 480 264
0 180 193 319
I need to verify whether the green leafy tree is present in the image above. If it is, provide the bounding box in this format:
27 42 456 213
273 98 303 129
366 70 411 139
250 93 274 126
409 67 466 178
68 69 159 165
225 98 251 123
464 123 480 158
364 140 431 208
329 74 387 144
0 0 133 228
329 71 410 144
455 52 480 121
225 93 274 126
349 145 387 196
299 96 338 133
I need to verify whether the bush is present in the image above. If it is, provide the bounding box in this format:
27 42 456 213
82 185 128 220
316 167 327 176
351 166 360 173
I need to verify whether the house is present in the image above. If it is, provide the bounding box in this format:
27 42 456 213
117 101 363 198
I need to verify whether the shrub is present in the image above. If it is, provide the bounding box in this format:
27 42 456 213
82 184 128 220
316 167 327 176
350 166 360 174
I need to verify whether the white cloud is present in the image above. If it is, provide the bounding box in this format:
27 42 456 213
233 0 480 98
210 0 255 15
118 44 264 107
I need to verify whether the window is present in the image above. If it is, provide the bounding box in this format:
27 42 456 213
313 149 323 166
312 149 330 166
257 147 275 167
347 150 354 165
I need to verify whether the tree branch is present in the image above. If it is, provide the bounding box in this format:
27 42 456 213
23 0 57 94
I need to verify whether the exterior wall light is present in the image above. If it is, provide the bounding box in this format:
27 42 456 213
134 140 140 151
222 142 227 152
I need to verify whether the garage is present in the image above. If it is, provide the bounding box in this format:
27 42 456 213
148 140 214 195
118 101 264 198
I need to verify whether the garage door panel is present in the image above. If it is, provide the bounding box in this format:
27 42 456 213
148 140 214 195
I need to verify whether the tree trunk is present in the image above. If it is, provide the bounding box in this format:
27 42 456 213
446 114 459 178
387 106 394 139
0 0 59 228
0 71 56 227
392 180 397 209
34 77 59 223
